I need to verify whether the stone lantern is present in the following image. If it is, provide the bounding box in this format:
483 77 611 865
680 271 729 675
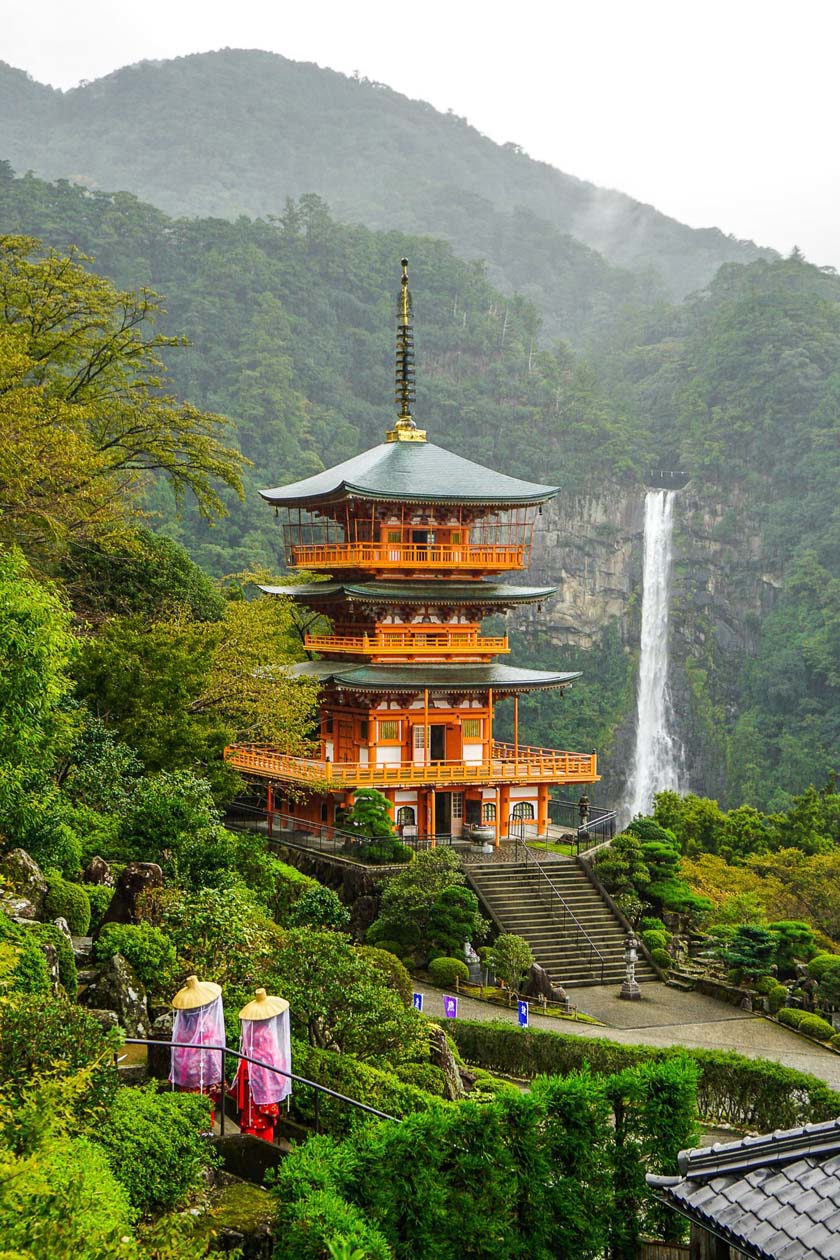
619 932 642 1001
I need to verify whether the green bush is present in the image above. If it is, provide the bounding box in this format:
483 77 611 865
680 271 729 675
768 920 818 975
808 952 840 981
32 923 78 994
799 1015 836 1041
0 995 118 1116
0 914 50 996
428 957 469 988
272 861 320 920
394 1062 448 1097
641 916 670 939
768 984 788 1014
778 1008 808 1028
283 1188 394 1260
95 922 177 991
642 930 668 952
817 961 840 1007
288 885 351 931
95 1085 215 1213
650 947 671 970
446 1018 840 1132
357 946 413 1005
43 872 91 935
390 842 415 864
290 1040 444 1135
86 883 114 933
368 938 403 958
831 1034 840 1051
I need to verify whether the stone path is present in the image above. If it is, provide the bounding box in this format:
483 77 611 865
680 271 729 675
413 982 840 1091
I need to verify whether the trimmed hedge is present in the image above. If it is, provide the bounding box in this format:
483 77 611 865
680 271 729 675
642 930 668 952
808 953 840 982
428 957 469 988
778 1007 808 1028
798 1015 835 1041
44 873 91 935
290 1040 445 1136
447 1018 840 1132
650 947 671 970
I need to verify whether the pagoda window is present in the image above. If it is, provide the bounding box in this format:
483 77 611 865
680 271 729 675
396 806 416 827
463 718 482 740
452 793 464 820
511 801 535 820
359 720 369 741
483 803 497 823
379 719 401 742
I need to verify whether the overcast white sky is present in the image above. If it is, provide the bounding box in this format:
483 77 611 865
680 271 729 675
4 0 840 267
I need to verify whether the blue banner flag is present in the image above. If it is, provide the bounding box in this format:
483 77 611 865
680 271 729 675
518 1000 529 1028
443 994 458 1020
412 992 424 1012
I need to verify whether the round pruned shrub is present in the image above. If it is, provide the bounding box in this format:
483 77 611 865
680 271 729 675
357 946 413 1005
95 922 177 991
767 984 788 1014
43 872 91 935
808 953 840 982
369 938 403 958
287 885 351 932
798 1015 836 1042
642 929 668 952
95 1085 215 1214
428 956 469 988
650 947 671 971
778 1007 808 1028
394 1061 448 1097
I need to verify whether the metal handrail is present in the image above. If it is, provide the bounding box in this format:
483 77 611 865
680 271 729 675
510 833 606 983
123 1037 399 1135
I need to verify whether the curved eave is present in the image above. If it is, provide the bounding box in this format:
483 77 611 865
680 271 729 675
260 481 556 508
288 661 580 694
260 582 558 606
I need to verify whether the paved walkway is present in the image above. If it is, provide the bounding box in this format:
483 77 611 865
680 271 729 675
414 982 840 1091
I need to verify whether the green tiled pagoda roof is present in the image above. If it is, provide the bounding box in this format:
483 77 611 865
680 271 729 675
260 581 556 606
288 661 578 693
261 441 558 508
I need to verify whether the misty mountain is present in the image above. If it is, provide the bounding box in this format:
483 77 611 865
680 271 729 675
0 50 773 342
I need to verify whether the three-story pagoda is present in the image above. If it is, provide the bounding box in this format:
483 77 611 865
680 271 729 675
226 260 599 844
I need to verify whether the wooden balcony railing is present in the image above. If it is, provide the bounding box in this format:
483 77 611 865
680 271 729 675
290 542 527 572
303 630 510 657
224 742 599 788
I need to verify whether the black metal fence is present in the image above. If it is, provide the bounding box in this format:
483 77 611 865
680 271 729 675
123 1037 399 1135
547 796 617 853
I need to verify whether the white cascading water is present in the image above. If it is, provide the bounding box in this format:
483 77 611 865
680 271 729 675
624 489 684 821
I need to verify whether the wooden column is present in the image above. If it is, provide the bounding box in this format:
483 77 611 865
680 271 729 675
429 788 436 848
499 784 511 842
513 695 519 765
488 688 493 753
494 786 501 848
537 783 549 839
423 688 429 767
266 782 274 839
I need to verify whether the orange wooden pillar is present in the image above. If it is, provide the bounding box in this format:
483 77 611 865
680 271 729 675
499 784 511 841
537 783 549 839
494 786 501 848
429 788 436 848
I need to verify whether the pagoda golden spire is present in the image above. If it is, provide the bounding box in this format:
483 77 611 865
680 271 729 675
386 257 426 443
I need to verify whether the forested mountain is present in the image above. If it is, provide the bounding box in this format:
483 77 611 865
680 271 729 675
0 50 772 341
0 166 646 574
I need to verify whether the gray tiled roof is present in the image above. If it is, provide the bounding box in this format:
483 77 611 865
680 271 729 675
288 661 579 693
648 1119 840 1259
260 441 558 507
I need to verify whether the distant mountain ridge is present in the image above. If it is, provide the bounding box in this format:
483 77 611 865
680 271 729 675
0 50 773 340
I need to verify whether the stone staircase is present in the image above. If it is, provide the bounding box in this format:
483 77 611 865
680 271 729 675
466 859 659 988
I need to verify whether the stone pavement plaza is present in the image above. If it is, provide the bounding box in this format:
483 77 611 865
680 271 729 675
414 981 840 1092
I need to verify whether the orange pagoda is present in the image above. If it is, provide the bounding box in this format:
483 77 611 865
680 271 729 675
225 260 599 845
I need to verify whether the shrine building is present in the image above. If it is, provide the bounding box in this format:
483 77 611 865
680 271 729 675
225 260 599 845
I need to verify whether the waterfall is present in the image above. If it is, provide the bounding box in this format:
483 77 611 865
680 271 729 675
623 489 684 822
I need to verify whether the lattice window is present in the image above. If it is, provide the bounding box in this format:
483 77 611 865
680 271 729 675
396 806 416 826
379 720 400 741
452 793 464 819
413 725 428 749
512 801 535 820
483 803 496 823
462 718 482 739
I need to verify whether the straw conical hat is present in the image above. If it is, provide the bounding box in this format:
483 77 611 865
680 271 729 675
171 974 222 1010
238 987 289 1021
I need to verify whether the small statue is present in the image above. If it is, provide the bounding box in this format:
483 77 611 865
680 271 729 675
230 988 292 1143
578 793 590 828
169 975 225 1128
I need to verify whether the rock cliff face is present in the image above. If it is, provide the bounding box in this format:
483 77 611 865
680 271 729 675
522 492 645 649
510 486 779 808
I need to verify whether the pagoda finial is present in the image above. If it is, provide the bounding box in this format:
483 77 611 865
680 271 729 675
386 257 426 443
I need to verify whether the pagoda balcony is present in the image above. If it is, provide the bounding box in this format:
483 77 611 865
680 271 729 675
224 741 598 788
289 541 527 573
303 628 510 658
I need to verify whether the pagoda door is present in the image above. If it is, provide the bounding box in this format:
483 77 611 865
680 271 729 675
336 720 354 762
430 725 446 763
